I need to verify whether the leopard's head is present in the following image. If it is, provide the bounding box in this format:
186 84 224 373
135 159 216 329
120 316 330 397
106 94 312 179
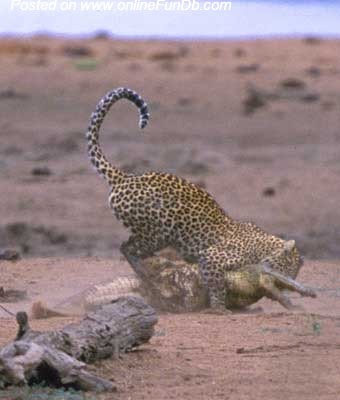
261 240 304 279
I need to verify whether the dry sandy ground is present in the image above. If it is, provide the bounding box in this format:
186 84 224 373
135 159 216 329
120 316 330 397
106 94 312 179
0 36 340 399
0 258 340 400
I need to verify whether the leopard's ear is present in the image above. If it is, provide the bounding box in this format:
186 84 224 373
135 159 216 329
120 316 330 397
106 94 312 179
283 240 295 253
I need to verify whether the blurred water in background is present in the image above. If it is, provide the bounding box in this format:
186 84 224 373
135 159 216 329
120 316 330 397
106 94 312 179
0 0 340 38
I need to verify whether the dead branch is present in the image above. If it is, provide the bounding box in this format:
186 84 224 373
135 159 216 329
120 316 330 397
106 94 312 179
0 296 157 392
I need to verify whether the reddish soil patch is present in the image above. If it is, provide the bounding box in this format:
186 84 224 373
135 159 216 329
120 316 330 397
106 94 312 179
0 259 340 399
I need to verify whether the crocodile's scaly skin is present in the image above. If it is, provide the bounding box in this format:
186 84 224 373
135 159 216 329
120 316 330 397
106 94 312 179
84 251 316 312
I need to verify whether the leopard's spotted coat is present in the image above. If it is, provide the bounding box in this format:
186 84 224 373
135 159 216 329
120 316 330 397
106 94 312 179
86 87 303 310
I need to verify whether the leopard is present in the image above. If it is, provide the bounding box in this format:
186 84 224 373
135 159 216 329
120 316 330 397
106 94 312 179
86 87 305 312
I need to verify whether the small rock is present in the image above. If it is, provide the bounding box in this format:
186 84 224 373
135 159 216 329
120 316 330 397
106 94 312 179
0 89 17 98
243 87 266 115
235 63 260 74
279 78 306 90
62 45 93 57
0 249 21 261
6 222 28 237
303 36 322 45
305 66 321 77
300 93 320 103
150 51 181 61
177 97 193 106
233 48 246 58
31 166 52 176
0 89 28 100
262 187 276 197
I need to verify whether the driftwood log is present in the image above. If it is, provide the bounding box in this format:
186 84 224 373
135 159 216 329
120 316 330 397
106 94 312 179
0 296 157 392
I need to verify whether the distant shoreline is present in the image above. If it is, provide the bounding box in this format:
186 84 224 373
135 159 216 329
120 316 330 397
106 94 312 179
1 1 340 39
1 32 340 41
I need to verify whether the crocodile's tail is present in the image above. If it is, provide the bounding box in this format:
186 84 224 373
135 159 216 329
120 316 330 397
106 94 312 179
86 87 149 185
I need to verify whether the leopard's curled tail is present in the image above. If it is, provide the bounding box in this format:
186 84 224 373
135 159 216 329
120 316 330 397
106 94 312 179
86 87 149 185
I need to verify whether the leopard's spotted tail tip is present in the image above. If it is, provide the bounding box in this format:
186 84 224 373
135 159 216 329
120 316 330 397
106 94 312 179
138 108 149 129
116 87 149 130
